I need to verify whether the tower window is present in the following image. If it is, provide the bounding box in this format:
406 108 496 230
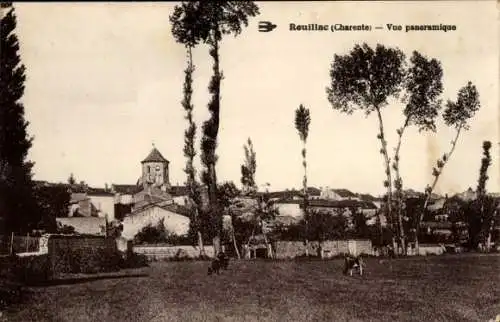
147 166 151 173
156 166 160 171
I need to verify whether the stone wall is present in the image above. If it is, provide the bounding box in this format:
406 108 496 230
412 244 446 256
133 245 215 260
273 241 308 259
273 239 373 259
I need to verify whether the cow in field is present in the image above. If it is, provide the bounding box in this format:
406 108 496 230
343 254 364 276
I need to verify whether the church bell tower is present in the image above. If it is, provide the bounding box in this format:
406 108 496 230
140 144 170 191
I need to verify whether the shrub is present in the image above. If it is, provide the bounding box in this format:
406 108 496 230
196 254 212 261
120 252 149 269
0 277 23 311
52 246 122 275
0 254 52 286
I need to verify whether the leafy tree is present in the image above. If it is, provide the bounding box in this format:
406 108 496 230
106 220 123 239
217 181 241 257
0 3 41 234
478 197 499 250
474 141 498 250
273 221 302 241
477 141 491 199
232 215 255 251
254 189 279 258
241 138 257 195
306 210 348 243
114 203 132 221
351 208 370 239
133 219 169 245
417 82 481 251
67 173 76 185
326 43 406 252
33 183 71 232
294 104 311 255
170 2 206 256
464 200 483 249
218 181 240 210
392 52 443 253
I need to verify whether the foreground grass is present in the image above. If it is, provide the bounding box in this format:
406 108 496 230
2 254 499 322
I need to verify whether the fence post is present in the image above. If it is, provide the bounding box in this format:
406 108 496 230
10 232 14 255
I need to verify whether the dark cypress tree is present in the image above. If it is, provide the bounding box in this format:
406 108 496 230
0 3 40 233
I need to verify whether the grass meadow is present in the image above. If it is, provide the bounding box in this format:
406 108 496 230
2 253 499 322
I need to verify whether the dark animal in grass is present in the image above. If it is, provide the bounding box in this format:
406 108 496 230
207 252 229 276
207 258 221 275
343 254 364 276
217 252 229 270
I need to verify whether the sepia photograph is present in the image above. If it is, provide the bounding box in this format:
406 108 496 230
0 1 499 321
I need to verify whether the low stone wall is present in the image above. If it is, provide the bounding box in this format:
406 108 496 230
133 245 215 260
273 239 373 259
416 244 446 256
273 241 307 259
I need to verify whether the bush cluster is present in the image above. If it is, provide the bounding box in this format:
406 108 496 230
0 254 52 285
53 247 122 274
119 252 149 269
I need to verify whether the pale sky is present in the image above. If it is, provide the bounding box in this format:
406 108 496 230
12 1 499 196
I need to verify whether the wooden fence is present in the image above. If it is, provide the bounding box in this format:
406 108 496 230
0 233 40 255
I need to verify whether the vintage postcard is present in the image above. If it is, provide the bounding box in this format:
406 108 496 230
1 1 499 321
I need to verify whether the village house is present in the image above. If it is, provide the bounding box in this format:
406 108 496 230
86 188 115 221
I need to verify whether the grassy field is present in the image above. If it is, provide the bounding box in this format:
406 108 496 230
2 254 499 322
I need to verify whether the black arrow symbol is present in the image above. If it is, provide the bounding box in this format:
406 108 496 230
258 21 277 32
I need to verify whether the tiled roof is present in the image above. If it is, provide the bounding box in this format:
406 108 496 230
307 187 321 196
332 189 356 198
265 190 302 200
130 202 190 218
161 203 190 216
357 193 378 202
112 184 142 194
307 199 378 209
277 198 377 209
70 193 88 204
87 187 114 196
142 147 169 163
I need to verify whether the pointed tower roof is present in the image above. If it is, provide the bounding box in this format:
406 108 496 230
142 147 169 163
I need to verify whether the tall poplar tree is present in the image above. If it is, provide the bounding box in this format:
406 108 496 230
241 137 257 195
170 1 206 256
295 104 311 256
196 2 259 255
